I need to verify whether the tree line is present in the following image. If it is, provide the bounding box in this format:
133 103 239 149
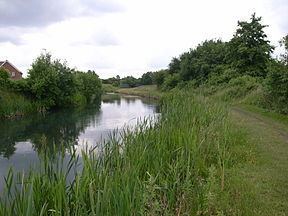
108 14 288 114
0 53 102 113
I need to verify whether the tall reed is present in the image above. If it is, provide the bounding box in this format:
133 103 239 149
0 90 240 215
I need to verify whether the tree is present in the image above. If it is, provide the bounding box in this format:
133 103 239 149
153 70 168 87
227 13 274 77
0 68 10 89
266 61 288 113
28 52 80 108
120 76 139 88
280 34 288 65
168 57 181 74
179 39 227 84
141 72 153 85
75 70 102 103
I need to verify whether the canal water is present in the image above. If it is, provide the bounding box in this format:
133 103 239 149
0 94 158 190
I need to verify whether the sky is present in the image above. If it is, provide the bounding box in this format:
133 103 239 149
0 0 287 79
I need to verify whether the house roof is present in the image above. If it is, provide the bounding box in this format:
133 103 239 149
0 60 23 74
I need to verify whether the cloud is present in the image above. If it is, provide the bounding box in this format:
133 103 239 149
0 27 26 44
0 0 123 27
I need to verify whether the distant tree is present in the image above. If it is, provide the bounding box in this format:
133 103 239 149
153 70 168 87
141 72 153 85
280 34 288 65
168 57 181 74
227 13 274 77
120 76 139 88
102 75 120 87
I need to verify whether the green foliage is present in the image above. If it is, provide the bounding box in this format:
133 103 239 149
226 13 273 77
141 72 153 85
162 73 180 90
216 75 259 102
75 70 102 104
153 70 168 87
0 90 36 118
120 76 139 88
0 91 244 215
265 61 288 113
102 75 120 87
102 83 118 93
0 68 11 89
280 34 288 65
28 53 102 109
28 53 67 108
208 66 238 86
168 57 181 74
179 40 227 84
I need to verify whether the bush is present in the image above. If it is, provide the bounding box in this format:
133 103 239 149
218 75 259 101
208 67 239 86
265 62 288 113
162 74 180 91
153 70 167 87
0 68 11 89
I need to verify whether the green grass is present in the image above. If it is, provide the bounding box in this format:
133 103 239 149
0 90 246 215
226 107 288 215
0 90 36 118
116 85 163 99
238 104 288 127
102 84 118 93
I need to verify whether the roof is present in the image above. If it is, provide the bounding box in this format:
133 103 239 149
0 60 23 74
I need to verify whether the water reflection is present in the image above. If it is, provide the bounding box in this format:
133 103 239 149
0 93 158 159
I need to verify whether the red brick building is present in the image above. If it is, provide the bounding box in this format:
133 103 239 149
0 60 23 80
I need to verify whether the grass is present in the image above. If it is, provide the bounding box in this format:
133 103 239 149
227 107 288 215
102 84 118 93
0 89 36 119
116 85 163 99
238 104 288 128
0 90 246 215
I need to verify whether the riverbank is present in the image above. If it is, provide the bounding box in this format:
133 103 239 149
116 85 163 99
0 89 36 119
1 86 288 214
0 90 244 215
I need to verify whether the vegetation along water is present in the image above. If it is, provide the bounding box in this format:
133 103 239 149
0 13 288 215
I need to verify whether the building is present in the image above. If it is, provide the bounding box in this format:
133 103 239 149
0 60 23 80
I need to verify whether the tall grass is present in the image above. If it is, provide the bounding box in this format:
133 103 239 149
0 90 36 118
0 90 243 215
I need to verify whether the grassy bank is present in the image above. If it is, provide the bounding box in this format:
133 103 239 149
0 90 247 215
102 84 118 93
116 85 162 99
0 90 36 118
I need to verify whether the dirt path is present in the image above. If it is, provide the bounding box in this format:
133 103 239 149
230 106 288 215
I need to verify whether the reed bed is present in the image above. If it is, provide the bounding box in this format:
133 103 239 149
0 90 242 215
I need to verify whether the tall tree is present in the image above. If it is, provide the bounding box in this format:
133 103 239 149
227 13 274 77
168 57 181 74
280 34 288 65
179 39 227 84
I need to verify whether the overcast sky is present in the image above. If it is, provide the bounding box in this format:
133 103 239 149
0 0 287 78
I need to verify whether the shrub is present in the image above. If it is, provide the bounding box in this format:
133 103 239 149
265 62 288 113
162 74 180 91
218 75 259 101
0 68 11 89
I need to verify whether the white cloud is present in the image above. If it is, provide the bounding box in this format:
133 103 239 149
0 0 287 78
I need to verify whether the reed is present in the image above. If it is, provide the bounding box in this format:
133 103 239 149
0 90 243 215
